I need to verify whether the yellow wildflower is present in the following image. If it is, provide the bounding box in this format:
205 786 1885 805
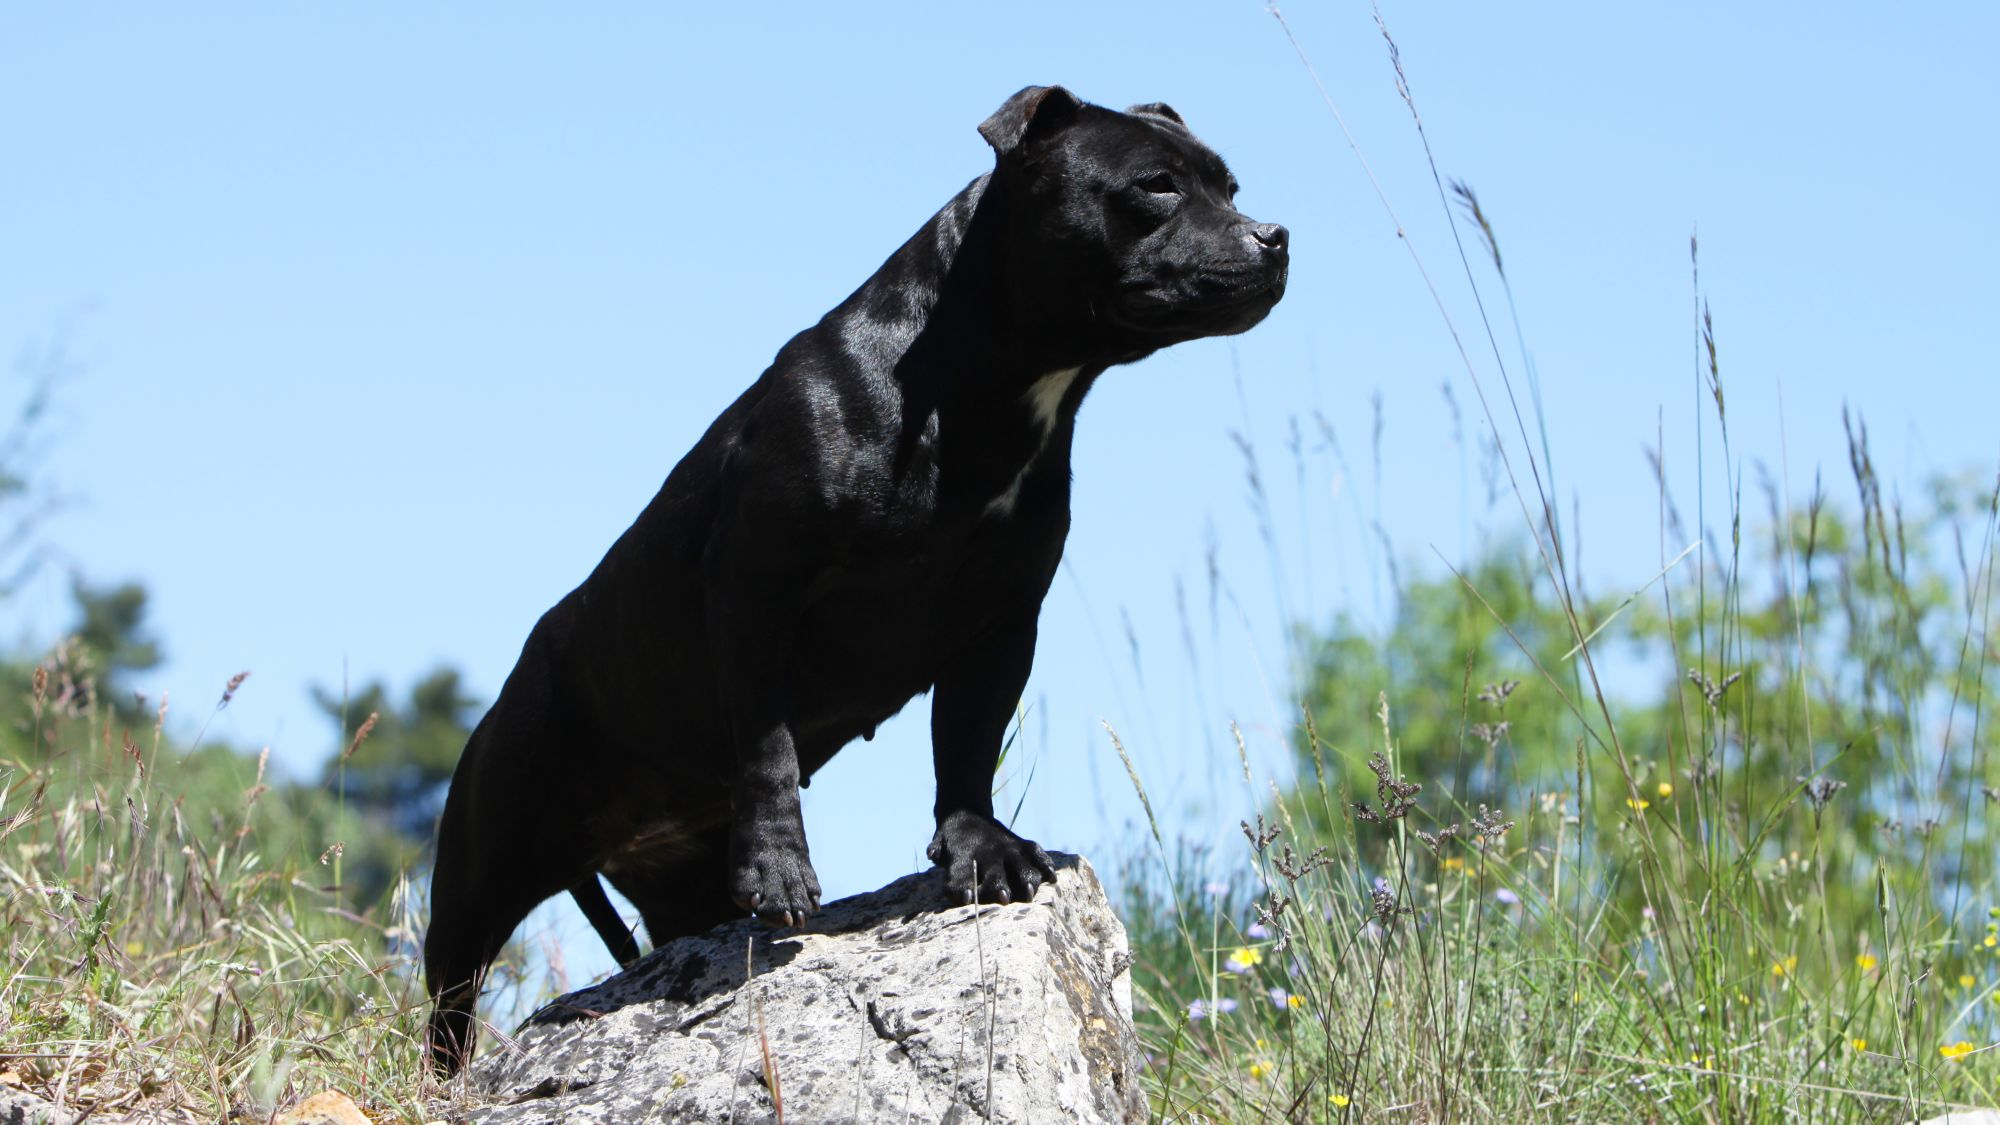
1656 781 1674 799
1960 974 1977 990
1940 1041 1976 1061
1442 856 1466 873
1986 934 1997 949
1850 1037 1868 1052
1287 994 1304 1009
1227 947 1263 971
1855 953 1878 971
1330 1094 1351 1107
1249 1061 1271 1079
1771 955 1798 978
1626 797 1651 811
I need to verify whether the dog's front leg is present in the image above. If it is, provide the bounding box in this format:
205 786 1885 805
707 570 821 927
927 617 1060 905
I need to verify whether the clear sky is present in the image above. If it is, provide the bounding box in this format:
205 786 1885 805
4 3 1995 984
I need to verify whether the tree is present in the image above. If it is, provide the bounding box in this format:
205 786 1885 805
314 665 478 840
68 578 163 715
0 335 70 599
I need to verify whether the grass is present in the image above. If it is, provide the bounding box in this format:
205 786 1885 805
1110 15 2000 1123
0 641 467 1122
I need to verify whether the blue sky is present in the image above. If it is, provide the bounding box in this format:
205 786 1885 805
4 3 1995 981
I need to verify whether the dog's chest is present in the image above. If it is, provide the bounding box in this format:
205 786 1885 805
791 373 1083 701
979 366 1080 519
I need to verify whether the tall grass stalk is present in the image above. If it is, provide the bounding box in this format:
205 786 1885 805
1119 12 2000 1124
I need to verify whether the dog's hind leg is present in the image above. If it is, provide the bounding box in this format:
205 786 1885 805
423 707 597 1075
605 827 744 950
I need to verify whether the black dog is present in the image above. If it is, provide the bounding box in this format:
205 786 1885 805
424 85 1287 1073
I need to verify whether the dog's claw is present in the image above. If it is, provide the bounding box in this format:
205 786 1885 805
729 836 822 927
928 810 1058 908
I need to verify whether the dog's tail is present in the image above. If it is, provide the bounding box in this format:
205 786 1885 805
571 874 642 966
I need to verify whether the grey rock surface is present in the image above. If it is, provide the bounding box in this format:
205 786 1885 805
465 853 1143 1124
0 1088 73 1125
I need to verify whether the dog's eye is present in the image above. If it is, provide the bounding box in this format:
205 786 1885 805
1138 172 1179 196
1227 179 1241 198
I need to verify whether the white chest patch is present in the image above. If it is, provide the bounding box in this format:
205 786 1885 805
984 366 1082 519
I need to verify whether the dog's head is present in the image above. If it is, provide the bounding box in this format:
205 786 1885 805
981 86 1288 350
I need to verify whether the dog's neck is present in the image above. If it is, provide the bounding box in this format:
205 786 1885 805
881 172 1107 398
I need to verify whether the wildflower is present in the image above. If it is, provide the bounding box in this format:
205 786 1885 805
1246 922 1270 939
1288 994 1304 1009
1331 1092 1352 1107
1187 1000 1208 1021
1351 751 1422 823
1850 1037 1868 1052
1961 974 1978 990
1986 935 1997 949
1856 953 1878 971
1215 998 1238 1014
1656 781 1674 799
1203 881 1231 897
1442 855 1466 873
1940 1041 1976 1061
1495 887 1520 905
1626 797 1651 812
1268 987 1290 1007
1771 956 1798 978
1249 1061 1271 1079
1226 947 1263 973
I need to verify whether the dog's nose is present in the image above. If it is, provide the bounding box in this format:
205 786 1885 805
1251 223 1289 253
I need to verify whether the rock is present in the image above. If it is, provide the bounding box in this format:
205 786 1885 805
467 853 1143 1124
0 1087 73 1125
273 1091 372 1125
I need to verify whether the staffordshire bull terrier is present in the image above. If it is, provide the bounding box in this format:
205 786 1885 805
425 85 1287 1072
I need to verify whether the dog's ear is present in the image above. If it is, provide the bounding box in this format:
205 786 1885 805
1126 102 1185 127
979 85 1082 157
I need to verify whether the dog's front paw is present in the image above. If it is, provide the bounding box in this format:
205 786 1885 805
926 810 1059 906
729 827 822 927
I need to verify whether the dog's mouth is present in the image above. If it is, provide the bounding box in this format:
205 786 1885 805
1109 272 1287 336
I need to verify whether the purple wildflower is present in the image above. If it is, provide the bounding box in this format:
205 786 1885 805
1247 922 1270 939
1495 887 1520 905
